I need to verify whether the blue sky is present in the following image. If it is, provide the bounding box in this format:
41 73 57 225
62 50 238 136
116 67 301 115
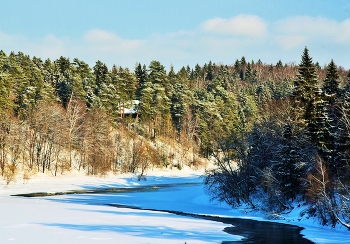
1 0 350 70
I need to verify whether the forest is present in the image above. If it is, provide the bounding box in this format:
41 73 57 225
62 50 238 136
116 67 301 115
0 47 350 229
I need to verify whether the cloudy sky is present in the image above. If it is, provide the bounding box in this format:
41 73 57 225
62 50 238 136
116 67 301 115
1 0 350 70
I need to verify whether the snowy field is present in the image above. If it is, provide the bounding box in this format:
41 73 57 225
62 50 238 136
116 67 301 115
0 168 349 244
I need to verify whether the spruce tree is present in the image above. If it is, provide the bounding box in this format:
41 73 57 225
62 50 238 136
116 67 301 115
245 63 252 81
177 66 189 84
55 56 74 109
337 77 350 180
134 63 148 100
168 65 176 81
240 56 246 66
276 60 283 69
206 61 214 81
293 47 319 135
93 61 110 93
275 123 307 202
193 64 202 80
322 60 340 106
311 89 337 167
186 65 191 80
234 59 240 74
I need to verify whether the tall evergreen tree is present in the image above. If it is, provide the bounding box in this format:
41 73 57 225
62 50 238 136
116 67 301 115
293 47 319 135
205 61 214 81
168 65 176 81
139 61 171 138
0 52 16 112
55 56 74 109
312 60 341 174
13 52 47 118
276 60 283 69
71 58 91 100
234 59 241 74
322 60 340 106
245 63 252 81
134 63 148 100
275 123 308 202
170 81 193 135
193 64 202 80
177 66 189 84
93 61 110 92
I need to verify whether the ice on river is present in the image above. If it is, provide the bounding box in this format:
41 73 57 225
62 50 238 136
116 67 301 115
0 169 349 243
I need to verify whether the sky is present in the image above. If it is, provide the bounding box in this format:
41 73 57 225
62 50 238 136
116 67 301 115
1 0 350 71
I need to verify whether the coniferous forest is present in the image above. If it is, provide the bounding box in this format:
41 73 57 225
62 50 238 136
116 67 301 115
1 47 350 229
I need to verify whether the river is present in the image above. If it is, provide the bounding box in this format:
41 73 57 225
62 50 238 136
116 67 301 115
14 182 314 243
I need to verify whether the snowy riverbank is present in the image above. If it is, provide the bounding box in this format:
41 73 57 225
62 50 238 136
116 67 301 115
0 167 349 243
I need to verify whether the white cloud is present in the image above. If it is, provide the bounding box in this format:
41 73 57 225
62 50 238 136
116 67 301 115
201 15 268 37
83 29 143 53
0 31 14 44
0 14 350 70
273 16 350 45
274 35 307 50
274 16 336 35
338 19 350 43
84 29 116 43
38 34 67 57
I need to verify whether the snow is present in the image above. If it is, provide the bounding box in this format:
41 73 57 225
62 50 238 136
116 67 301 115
0 168 349 243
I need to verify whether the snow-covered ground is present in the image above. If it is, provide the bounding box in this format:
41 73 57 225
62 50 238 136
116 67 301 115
0 167 349 243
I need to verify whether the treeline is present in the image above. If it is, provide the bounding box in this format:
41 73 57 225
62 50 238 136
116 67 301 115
1 48 350 227
0 50 304 180
205 48 350 229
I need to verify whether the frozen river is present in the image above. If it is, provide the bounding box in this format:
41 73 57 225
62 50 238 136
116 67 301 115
14 181 312 243
2 173 349 243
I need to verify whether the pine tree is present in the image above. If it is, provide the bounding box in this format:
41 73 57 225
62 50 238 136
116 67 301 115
206 61 214 81
245 63 252 81
336 75 350 180
322 60 340 106
0 52 15 112
139 61 171 138
276 60 283 69
275 123 307 201
134 63 148 100
13 52 46 118
186 65 191 80
193 64 202 80
311 89 337 165
234 59 241 74
240 56 246 66
55 56 74 109
293 47 319 133
113 68 137 118
85 61 113 110
177 66 189 84
56 80 72 109
312 60 341 175
168 65 176 81
170 81 193 135
149 60 171 121
71 58 91 100
93 61 110 95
